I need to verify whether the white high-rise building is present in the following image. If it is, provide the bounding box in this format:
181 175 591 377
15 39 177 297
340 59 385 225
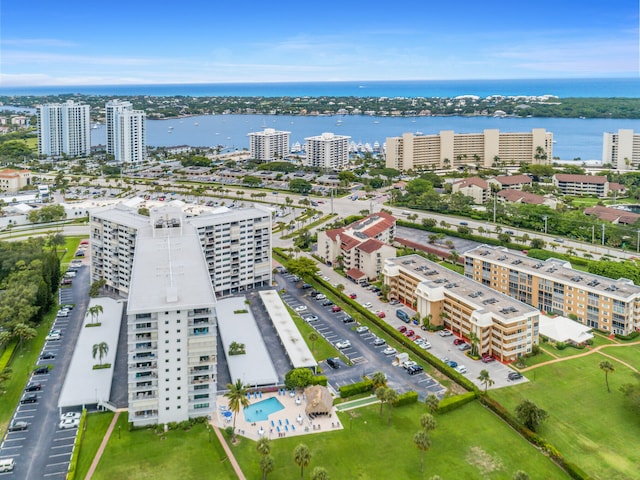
105 100 146 163
304 132 350 170
248 128 290 161
37 101 91 157
603 129 640 171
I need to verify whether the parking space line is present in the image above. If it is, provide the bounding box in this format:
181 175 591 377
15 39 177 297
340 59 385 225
53 436 76 442
51 444 73 450
0 454 20 459
49 452 72 459
44 472 68 477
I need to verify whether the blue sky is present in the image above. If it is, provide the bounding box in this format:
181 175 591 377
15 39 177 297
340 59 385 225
1 0 638 86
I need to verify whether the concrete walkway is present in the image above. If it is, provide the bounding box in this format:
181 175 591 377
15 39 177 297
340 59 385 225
521 340 640 373
211 424 247 480
84 409 125 480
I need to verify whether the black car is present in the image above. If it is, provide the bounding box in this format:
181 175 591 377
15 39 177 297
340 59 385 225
326 358 340 369
40 352 56 360
408 365 424 375
8 421 28 432
33 365 50 375
301 283 312 289
342 316 355 324
20 394 38 404
508 372 523 380
25 382 41 392
322 300 334 307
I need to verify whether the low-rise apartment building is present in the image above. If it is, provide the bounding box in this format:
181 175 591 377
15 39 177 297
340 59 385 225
0 169 31 193
464 245 640 335
451 177 490 204
382 255 540 362
552 174 609 197
317 212 396 281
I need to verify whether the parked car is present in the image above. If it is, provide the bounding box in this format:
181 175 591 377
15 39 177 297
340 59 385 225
322 300 334 307
382 347 397 356
335 340 351 350
59 418 80 430
454 365 468 374
407 365 424 375
56 310 69 317
362 302 373 309
46 333 61 341
303 315 318 323
397 325 407 333
60 412 81 421
33 366 50 375
372 337 386 346
508 372 523 381
315 294 326 301
458 343 471 351
294 305 308 312
453 338 465 345
439 330 453 337
348 293 357 299
25 382 41 391
326 358 340 369
40 352 56 360
7 421 28 432
444 359 458 368
404 329 415 337
376 311 386 318
419 341 432 350
402 360 417 370
301 283 312 289
342 316 355 324
481 355 495 363
332 305 342 313
356 326 369 334
20 394 38 404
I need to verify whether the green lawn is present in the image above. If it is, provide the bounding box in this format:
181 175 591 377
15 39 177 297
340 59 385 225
517 349 556 367
230 401 567 480
287 305 345 363
91 415 237 480
491 348 640 480
74 412 115 478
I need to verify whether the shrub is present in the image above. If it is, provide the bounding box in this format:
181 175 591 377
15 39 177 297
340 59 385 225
339 379 374 398
395 390 419 407
615 331 640 341
555 341 567 350
310 375 328 386
0 340 18 372
437 392 477 414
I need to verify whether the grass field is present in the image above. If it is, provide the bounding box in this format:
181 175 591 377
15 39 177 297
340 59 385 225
229 401 568 480
492 346 640 480
74 412 114 478
91 415 237 480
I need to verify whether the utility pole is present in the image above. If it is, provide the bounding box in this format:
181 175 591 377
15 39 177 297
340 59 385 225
330 188 334 215
493 193 496 224
601 224 605 246
592 225 595 244
543 215 548 234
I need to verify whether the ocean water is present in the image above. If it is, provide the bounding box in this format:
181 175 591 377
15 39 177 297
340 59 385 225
91 114 640 161
2 78 640 98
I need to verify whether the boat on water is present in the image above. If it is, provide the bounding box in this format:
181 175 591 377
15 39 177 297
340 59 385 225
194 122 199 126
373 120 380 124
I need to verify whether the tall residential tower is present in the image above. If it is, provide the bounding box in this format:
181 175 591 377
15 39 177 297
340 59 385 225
105 100 146 163
37 100 91 157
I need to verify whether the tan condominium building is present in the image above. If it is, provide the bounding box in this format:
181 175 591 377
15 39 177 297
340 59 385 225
464 245 640 335
552 174 609 197
385 128 553 171
0 168 31 193
248 128 290 162
602 129 640 171
382 255 540 362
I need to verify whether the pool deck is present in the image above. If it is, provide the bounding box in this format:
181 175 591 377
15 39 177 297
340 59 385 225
212 390 343 441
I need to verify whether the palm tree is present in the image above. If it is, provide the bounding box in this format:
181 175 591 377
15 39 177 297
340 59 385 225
308 332 319 353
293 444 311 479
260 454 275 480
256 437 271 456
370 371 387 390
87 304 104 325
422 314 432 331
224 379 250 442
599 360 615 393
384 388 399 426
13 323 37 352
468 331 480 357
424 394 440 414
311 467 330 480
92 342 109 366
419 413 437 433
478 369 494 394
413 430 431 473
376 386 387 416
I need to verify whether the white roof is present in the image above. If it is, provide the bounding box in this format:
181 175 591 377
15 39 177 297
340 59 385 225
259 290 317 369
58 298 124 408
539 315 594 344
216 296 279 387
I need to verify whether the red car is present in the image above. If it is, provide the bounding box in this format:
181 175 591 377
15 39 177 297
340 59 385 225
453 338 466 346
349 293 357 299
332 305 342 313
482 355 496 363
376 311 386 318
397 325 407 333
404 329 415 337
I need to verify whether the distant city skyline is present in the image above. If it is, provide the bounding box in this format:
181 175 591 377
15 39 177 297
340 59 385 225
1 0 638 87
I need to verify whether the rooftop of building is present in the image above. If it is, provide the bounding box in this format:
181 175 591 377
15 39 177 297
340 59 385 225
453 176 489 190
584 205 640 225
127 222 216 313
498 189 547 205
494 174 532 185
386 255 539 322
553 174 607 184
464 245 640 299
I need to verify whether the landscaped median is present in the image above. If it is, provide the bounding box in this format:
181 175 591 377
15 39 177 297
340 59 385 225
66 408 87 480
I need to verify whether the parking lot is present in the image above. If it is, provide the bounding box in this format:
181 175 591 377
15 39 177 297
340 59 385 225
276 273 446 400
0 262 90 479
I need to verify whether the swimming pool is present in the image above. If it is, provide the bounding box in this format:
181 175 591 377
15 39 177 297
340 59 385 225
243 397 284 423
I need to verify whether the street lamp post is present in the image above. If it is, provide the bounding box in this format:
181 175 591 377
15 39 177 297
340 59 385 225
542 215 548 234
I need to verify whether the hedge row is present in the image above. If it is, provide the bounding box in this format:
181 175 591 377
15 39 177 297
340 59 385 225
395 390 419 407
339 379 373 398
437 392 477 414
479 396 593 480
0 339 18 372
311 375 328 386
526 249 590 267
615 331 640 341
66 408 87 480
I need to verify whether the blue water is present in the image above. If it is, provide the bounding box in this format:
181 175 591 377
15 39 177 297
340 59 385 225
2 78 639 98
91 113 640 161
243 397 284 423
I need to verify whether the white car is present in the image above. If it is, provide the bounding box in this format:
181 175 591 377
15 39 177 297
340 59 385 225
45 333 61 341
56 310 69 317
382 347 397 356
322 276 331 281
60 412 81 421
439 329 453 337
335 340 351 349
294 305 308 312
454 365 468 374
420 341 432 350
362 302 373 309
59 418 80 430
303 315 318 323
355 326 369 334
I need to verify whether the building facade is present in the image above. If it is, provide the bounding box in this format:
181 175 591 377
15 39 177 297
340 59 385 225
552 174 609 197
105 100 146 163
602 129 640 171
382 255 540 362
248 128 290 162
385 129 553 171
464 245 640 335
0 169 31 193
451 177 490 204
37 101 91 157
304 132 350 169
90 202 272 298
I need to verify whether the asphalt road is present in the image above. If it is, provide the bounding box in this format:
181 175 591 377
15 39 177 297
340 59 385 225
0 264 90 479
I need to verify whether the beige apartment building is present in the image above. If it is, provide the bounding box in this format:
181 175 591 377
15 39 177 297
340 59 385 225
552 174 609 197
464 245 640 335
382 255 540 362
0 169 31 193
602 129 640 171
385 128 553 171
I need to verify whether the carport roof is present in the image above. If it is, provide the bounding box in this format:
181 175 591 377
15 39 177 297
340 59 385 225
58 298 124 408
